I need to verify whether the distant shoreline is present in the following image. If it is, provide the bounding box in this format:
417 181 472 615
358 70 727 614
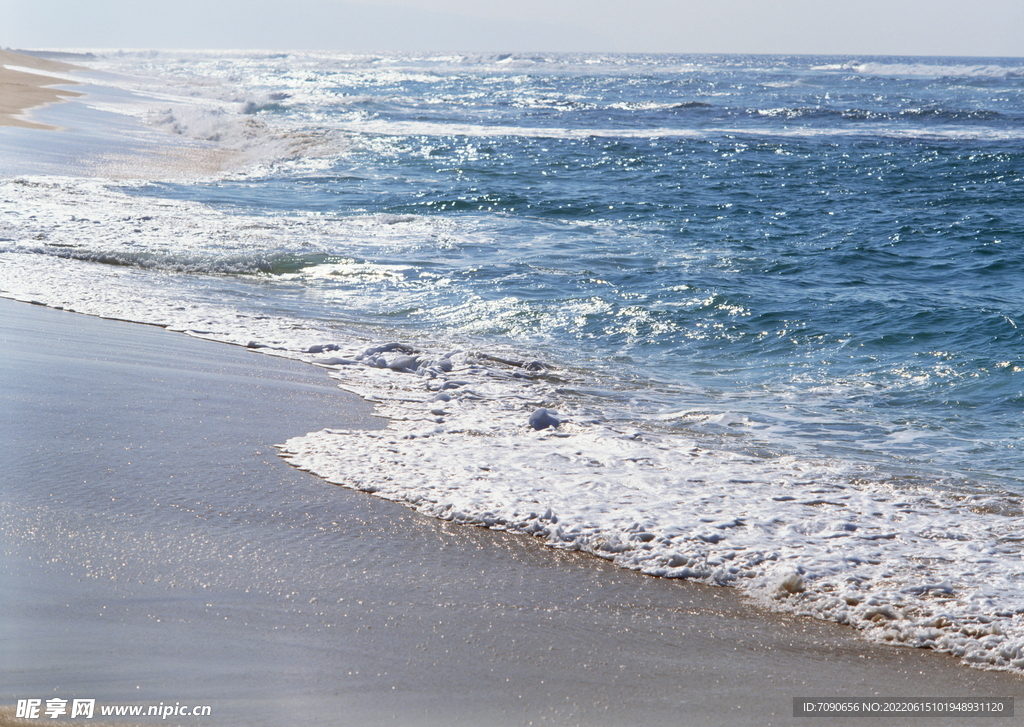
0 49 85 130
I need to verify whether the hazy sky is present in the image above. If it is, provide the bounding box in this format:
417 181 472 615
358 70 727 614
3 0 1023 57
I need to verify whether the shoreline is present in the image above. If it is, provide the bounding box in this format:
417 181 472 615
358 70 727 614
2 296 1021 726
0 49 85 130
0 45 1019 724
0 50 269 178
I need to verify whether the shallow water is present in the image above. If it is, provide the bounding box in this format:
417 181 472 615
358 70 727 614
2 50 1024 673
4 302 1024 727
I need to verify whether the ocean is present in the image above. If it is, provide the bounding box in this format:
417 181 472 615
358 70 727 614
2 50 1024 671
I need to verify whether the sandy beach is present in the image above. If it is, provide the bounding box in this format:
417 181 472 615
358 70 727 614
0 49 247 178
1 297 1021 727
2 48 1023 725
0 50 84 130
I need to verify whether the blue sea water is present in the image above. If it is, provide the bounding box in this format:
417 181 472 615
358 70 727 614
120 52 1024 489
3 51 1024 668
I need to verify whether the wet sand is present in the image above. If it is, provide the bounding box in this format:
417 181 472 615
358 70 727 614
0 50 84 130
0 297 1021 726
0 50 251 178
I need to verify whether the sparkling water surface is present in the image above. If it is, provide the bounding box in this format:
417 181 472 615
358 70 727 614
4 51 1024 671
108 52 1024 489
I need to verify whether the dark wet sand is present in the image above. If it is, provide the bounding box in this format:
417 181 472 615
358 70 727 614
1 298 1020 727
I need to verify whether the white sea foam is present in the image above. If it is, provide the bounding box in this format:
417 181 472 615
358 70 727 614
0 64 82 83
2 175 1024 674
36 50 1024 163
319 117 1024 143
5 50 1024 675
331 117 708 140
13 53 351 180
813 61 1024 78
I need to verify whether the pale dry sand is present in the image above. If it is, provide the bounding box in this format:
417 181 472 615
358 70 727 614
0 50 85 130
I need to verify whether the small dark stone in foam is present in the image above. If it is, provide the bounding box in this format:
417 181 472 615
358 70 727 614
529 408 560 430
